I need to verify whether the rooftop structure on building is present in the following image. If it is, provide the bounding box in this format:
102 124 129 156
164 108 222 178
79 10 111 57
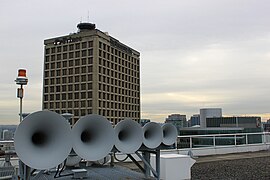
189 114 200 127
200 108 222 128
165 114 187 132
206 116 261 130
43 22 140 125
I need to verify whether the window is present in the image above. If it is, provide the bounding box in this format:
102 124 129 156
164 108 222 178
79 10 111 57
82 58 86 65
75 59 80 66
69 52 74 58
75 67 80 74
81 92 86 99
88 74 92 81
75 43 80 49
81 83 86 90
45 48 50 54
74 92 79 99
88 49 93 56
68 68 73 75
57 54 61 60
55 85 60 92
88 41 93 47
50 63 55 69
82 50 87 57
63 53 67 59
69 44 74 51
81 75 86 82
75 51 80 58
57 47 61 53
45 56 49 62
56 94 60 100
88 57 93 64
88 66 93 73
62 69 67 75
75 84 79 91
88 91 92 98
63 61 67 67
68 93 73 99
82 42 87 48
69 60 74 66
62 85 66 91
75 76 79 82
63 45 67 51
51 70 55 76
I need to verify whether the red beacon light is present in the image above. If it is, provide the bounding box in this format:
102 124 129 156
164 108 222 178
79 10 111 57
15 69 28 85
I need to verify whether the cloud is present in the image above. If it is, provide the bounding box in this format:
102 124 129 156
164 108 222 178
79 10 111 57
1 0 270 124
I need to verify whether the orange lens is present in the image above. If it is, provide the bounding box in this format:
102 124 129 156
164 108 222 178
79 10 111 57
18 69 26 77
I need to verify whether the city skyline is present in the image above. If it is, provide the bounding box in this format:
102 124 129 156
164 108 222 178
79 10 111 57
1 0 270 124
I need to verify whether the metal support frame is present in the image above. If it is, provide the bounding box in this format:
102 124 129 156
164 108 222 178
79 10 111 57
124 145 172 180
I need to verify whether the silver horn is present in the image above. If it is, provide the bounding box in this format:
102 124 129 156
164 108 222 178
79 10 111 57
162 123 178 146
114 119 143 153
14 110 72 170
71 114 115 161
143 122 162 149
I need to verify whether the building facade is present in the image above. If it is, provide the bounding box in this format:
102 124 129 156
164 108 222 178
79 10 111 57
200 108 222 128
206 116 261 129
165 114 187 131
189 114 200 127
43 23 140 125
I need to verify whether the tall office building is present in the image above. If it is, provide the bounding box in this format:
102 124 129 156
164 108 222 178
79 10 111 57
43 23 140 125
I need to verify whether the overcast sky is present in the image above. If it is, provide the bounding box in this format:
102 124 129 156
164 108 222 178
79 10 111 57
1 0 270 124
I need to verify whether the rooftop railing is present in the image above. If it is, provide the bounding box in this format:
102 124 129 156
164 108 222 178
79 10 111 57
176 132 270 150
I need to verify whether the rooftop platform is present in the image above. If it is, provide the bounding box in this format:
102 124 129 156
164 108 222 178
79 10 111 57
116 150 270 179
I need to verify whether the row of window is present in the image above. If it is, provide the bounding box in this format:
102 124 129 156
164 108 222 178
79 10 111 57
43 100 92 109
98 75 139 89
45 41 94 54
44 107 139 120
98 84 139 96
44 92 139 105
98 100 139 111
44 83 92 93
99 41 139 62
98 64 139 78
45 49 94 62
44 74 93 85
44 91 92 101
98 50 139 67
44 65 93 77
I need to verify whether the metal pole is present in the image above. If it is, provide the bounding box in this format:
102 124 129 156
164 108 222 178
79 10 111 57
156 150 160 180
19 85 23 123
142 151 150 177
19 85 25 179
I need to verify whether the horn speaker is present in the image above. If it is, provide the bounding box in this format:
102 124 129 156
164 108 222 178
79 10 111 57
114 119 143 153
71 114 115 161
14 110 72 170
162 123 178 145
143 122 162 149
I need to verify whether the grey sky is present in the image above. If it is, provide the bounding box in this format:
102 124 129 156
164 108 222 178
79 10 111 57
1 0 270 124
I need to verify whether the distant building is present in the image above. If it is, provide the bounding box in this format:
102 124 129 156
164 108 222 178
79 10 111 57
43 22 141 125
139 119 150 126
165 114 187 131
190 114 200 127
200 108 222 128
206 116 261 129
2 130 13 140
263 119 270 132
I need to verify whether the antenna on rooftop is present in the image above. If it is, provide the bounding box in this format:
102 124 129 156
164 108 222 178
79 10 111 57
87 10 90 22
